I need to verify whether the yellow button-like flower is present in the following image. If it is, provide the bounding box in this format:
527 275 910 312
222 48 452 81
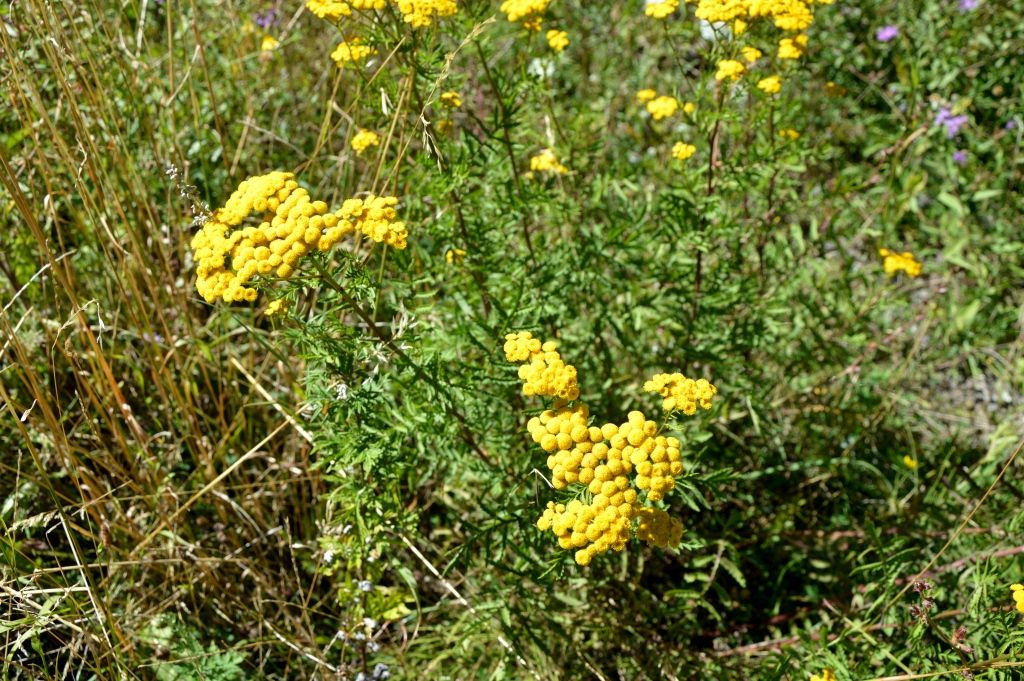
636 88 657 103
331 38 376 68
741 46 762 63
260 36 280 52
779 128 800 140
445 248 466 264
810 670 836 681
440 91 462 108
546 29 569 52
672 142 696 161
778 37 803 59
500 0 548 30
395 0 458 27
902 455 918 470
529 148 568 175
715 59 745 81
879 248 922 277
646 95 679 120
351 129 381 155
644 0 679 19
757 75 782 94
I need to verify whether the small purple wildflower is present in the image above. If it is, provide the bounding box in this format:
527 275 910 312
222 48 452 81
876 25 899 42
958 0 978 10
1006 120 1018 130
254 8 279 29
952 150 968 165
935 108 969 138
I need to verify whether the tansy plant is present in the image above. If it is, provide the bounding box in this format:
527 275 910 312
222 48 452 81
504 332 716 566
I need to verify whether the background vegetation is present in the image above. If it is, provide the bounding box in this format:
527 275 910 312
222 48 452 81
2 0 1023 678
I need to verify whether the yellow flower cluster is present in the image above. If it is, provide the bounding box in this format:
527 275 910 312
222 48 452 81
810 670 836 681
351 129 380 155
757 75 782 94
440 91 462 108
500 0 549 31
636 507 683 549
504 333 580 399
528 148 568 175
331 39 376 68
506 332 717 565
741 46 762 62
395 0 458 28
1012 584 1024 613
647 95 679 120
777 35 805 59
672 142 696 161
546 29 569 52
261 36 280 52
645 0 679 19
643 373 717 415
715 59 746 81
190 172 407 303
306 0 385 21
636 89 657 103
879 248 922 278
779 128 800 140
537 499 634 566
445 247 466 264
695 0 830 32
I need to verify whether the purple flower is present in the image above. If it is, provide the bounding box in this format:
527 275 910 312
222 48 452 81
876 25 899 42
958 0 978 10
952 150 968 165
254 8 279 29
935 107 969 138
1006 120 1018 130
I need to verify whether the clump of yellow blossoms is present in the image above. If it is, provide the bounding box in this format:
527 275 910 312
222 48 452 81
757 75 782 94
645 0 679 19
778 36 805 59
505 331 717 565
672 142 696 161
741 46 762 63
445 247 466 264
715 59 746 81
261 36 280 52
331 39 376 68
902 454 919 470
879 248 922 278
779 128 800 140
646 95 679 121
810 670 836 681
528 148 568 175
306 0 386 21
1012 584 1024 613
395 0 458 28
500 0 549 31
190 172 407 303
440 91 462 108
643 373 717 415
546 29 569 52
351 129 380 155
636 89 657 103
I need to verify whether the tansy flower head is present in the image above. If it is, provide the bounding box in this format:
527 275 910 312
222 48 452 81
643 373 717 415
445 247 466 264
331 38 376 68
741 46 762 62
546 29 569 52
878 248 922 278
810 671 837 681
351 129 380 155
440 91 462 108
715 59 745 81
902 455 919 470
644 0 679 19
778 37 803 59
646 95 679 120
757 75 782 94
672 142 696 161
260 36 280 52
529 148 568 175
395 0 458 28
264 298 288 316
500 0 548 30
636 88 657 103
306 0 386 21
189 172 407 303
1012 584 1024 612
779 128 800 140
